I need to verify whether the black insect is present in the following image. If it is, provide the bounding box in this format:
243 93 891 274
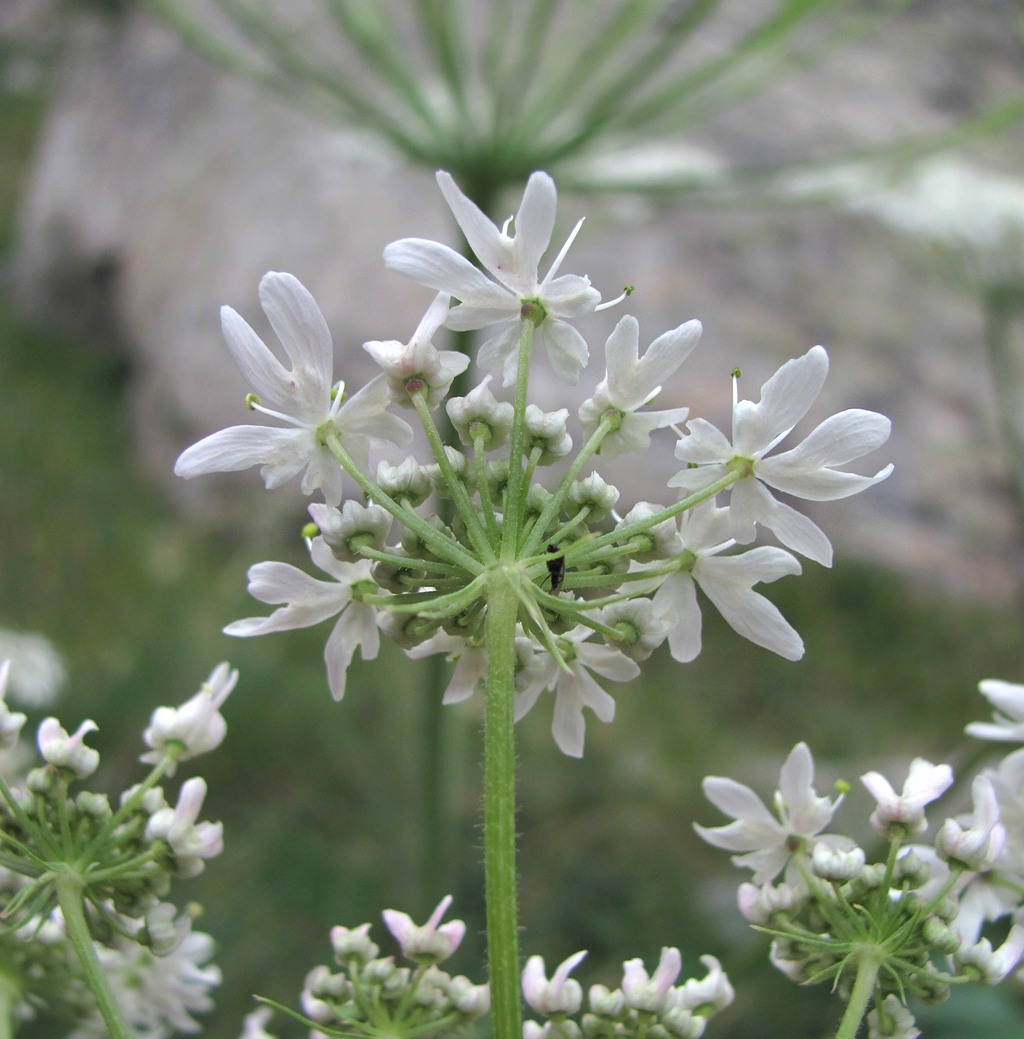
545 544 566 592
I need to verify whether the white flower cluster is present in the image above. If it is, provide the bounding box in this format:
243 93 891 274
175 170 891 756
522 946 733 1039
0 660 230 1034
696 678 1024 1035
250 897 730 1039
295 896 488 1039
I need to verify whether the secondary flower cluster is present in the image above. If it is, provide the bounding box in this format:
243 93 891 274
176 170 892 755
248 896 732 1039
0 660 230 1036
523 946 733 1039
695 677 1024 1036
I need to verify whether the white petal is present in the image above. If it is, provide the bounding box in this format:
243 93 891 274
258 272 334 390
383 238 508 306
512 172 557 288
174 425 310 480
219 307 292 409
653 572 702 663
541 321 589 384
733 346 829 456
674 418 733 464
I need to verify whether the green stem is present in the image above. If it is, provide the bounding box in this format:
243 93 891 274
55 871 134 1039
502 320 535 559
833 948 881 1039
483 567 523 1039
0 971 15 1039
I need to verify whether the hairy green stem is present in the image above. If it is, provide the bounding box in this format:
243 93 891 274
833 948 881 1039
483 567 523 1039
56 871 133 1039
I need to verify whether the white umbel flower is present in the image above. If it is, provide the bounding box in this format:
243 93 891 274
384 171 601 386
695 742 846 884
224 539 380 702
861 758 954 838
175 272 411 503
669 346 892 565
966 679 1024 742
579 315 700 457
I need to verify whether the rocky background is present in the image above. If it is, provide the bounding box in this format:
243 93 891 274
7 0 1024 602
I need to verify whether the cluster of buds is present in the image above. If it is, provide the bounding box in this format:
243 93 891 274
696 677 1024 1036
0 659 229 1034
295 896 489 1039
175 169 892 757
522 947 733 1039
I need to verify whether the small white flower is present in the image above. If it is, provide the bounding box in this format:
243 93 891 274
966 679 1024 742
579 315 700 457
811 842 866 881
141 662 237 773
673 954 734 1014
669 346 893 565
363 291 470 409
310 500 393 562
621 947 681 1013
955 920 1024 983
82 930 221 1039
651 501 804 663
599 599 670 662
695 742 846 884
382 894 465 964
175 271 412 503
37 717 99 778
861 758 954 838
936 774 1006 872
384 171 601 386
515 628 639 758
146 776 223 877
736 879 807 924
330 922 379 963
522 950 587 1016
224 539 381 702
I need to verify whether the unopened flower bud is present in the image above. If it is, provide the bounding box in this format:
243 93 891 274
922 916 961 956
588 983 625 1018
524 405 572 463
448 974 490 1017
568 473 619 521
811 842 866 882
616 503 679 561
330 922 379 964
377 457 432 506
311 501 393 562
622 947 681 1013
0 661 27 750
936 775 1006 872
38 717 100 778
600 600 670 661
446 378 514 449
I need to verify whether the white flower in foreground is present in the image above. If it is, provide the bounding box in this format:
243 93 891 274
936 774 1006 872
362 290 470 409
37 717 99 778
669 346 893 565
695 742 846 884
651 501 804 663
224 539 380 701
141 662 237 773
146 776 223 877
80 931 221 1039
382 894 465 964
622 947 681 1013
175 271 411 504
384 170 601 386
966 679 1024 742
515 628 639 757
522 950 587 1016
861 758 953 838
579 315 700 457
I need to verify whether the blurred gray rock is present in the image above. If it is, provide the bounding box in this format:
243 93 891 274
12 3 1024 601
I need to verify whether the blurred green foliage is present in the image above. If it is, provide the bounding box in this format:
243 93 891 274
1 59 1023 1039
